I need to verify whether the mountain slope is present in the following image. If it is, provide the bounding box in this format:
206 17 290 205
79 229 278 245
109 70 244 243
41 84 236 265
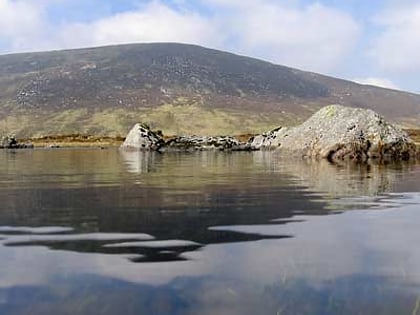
0 43 419 137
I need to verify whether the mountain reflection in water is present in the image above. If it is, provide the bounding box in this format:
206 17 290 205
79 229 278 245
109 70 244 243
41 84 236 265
0 149 419 315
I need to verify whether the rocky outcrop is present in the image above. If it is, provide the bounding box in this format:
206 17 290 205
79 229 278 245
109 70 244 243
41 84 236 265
120 124 251 152
250 105 417 161
161 135 249 152
122 105 417 160
120 123 165 151
0 135 33 149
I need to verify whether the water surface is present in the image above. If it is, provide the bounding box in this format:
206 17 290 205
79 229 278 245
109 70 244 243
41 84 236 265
0 149 419 314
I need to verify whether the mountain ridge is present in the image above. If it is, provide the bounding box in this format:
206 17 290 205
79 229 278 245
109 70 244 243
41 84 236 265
0 42 419 137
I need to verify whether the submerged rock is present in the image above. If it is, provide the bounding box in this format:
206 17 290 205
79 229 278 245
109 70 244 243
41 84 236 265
120 123 165 151
250 105 417 161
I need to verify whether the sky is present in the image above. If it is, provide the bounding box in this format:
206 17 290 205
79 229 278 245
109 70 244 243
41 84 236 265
1 0 420 93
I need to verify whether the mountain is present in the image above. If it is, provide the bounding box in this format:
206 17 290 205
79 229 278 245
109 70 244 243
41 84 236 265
0 43 419 137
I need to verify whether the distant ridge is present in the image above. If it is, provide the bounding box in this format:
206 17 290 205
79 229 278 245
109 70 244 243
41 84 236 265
0 43 419 137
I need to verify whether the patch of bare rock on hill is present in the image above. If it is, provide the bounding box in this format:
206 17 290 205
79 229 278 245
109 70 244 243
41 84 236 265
121 105 418 162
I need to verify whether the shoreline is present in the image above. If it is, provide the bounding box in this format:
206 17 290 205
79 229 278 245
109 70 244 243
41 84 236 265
19 135 125 148
18 130 420 149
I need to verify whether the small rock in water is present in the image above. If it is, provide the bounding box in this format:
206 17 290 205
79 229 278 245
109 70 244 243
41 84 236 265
0 135 33 149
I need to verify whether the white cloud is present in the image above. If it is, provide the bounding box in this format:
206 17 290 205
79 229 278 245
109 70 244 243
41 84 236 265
0 2 213 53
353 77 400 90
370 4 420 73
0 0 224 53
55 2 223 49
205 0 361 72
0 0 361 75
0 0 46 51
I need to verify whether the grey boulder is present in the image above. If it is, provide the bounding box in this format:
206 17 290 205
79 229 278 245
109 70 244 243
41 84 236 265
250 105 417 161
120 123 164 151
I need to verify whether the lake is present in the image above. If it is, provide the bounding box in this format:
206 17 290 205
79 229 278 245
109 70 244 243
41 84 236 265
0 149 419 315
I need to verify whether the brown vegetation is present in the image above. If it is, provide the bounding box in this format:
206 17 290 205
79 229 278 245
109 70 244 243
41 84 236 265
405 129 420 147
20 134 125 148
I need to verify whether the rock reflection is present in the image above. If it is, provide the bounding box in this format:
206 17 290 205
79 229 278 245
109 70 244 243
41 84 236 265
252 151 418 198
118 150 418 199
0 150 418 264
120 150 159 174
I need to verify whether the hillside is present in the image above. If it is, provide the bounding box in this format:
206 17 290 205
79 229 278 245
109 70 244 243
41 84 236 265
0 43 419 137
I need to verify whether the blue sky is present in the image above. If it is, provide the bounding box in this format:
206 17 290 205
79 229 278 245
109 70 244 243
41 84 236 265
1 0 420 93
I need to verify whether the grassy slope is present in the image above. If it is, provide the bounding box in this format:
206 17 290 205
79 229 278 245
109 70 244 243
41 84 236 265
0 43 419 137
0 104 306 138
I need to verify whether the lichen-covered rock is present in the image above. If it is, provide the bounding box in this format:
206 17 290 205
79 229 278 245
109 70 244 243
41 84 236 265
250 105 417 161
120 123 164 151
161 135 249 152
248 127 287 150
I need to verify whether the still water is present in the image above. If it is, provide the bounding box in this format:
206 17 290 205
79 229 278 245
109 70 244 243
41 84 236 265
0 149 419 315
